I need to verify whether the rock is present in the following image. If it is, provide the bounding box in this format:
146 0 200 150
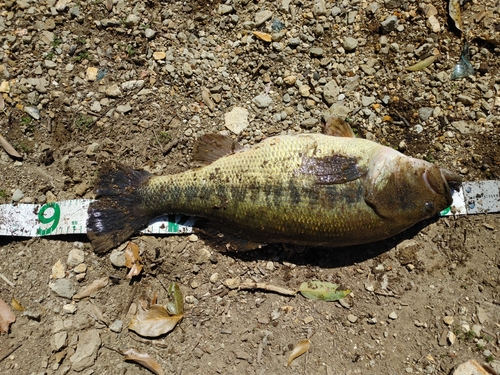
252 94 272 108
86 143 100 155
70 329 101 372
303 316 314 324
125 14 140 28
63 304 77 314
443 316 454 325
0 80 10 93
73 263 87 274
323 80 340 105
451 120 481 134
447 331 456 345
381 15 398 34
323 103 350 120
343 36 358 51
109 320 123 333
388 311 398 320
90 101 101 112
49 279 76 299
362 96 376 107
471 324 481 337
298 85 310 97
25 106 40 120
283 75 297 85
265 261 274 271
347 314 358 323
110 250 126 267
52 331 67 352
153 51 166 60
86 67 98 82
218 4 233 14
116 104 132 114
313 0 327 16
310 47 323 57
476 306 488 324
195 248 211 265
44 60 57 68
452 359 489 375
144 28 156 39
105 84 121 98
427 15 440 33
121 80 144 91
224 278 241 290
51 259 66 279
67 249 84 267
12 189 24 202
457 95 474 106
182 62 193 77
0 65 10 79
255 10 273 27
418 107 433 121
302 118 319 128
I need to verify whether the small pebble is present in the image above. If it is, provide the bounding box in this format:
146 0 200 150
388 311 398 320
347 314 358 323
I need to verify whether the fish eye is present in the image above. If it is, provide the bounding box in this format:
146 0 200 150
424 201 434 213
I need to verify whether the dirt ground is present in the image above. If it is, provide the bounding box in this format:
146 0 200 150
1 0 499 374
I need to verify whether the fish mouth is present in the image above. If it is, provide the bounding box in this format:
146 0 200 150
422 167 462 207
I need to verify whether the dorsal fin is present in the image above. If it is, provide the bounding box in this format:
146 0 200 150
323 116 356 138
193 134 244 165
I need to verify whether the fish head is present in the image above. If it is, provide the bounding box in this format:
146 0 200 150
365 148 462 224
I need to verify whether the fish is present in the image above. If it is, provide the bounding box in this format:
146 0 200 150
87 117 462 254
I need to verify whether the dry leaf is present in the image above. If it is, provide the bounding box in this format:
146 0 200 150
449 0 463 31
299 281 351 301
106 0 113 12
252 31 272 42
151 291 157 306
0 298 16 333
167 282 183 315
287 339 310 367
11 297 25 312
73 276 109 300
123 348 165 375
125 242 143 279
128 304 183 338
405 55 437 71
201 87 215 111
0 133 22 159
0 95 4 111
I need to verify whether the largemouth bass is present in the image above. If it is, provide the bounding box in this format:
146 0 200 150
87 118 461 253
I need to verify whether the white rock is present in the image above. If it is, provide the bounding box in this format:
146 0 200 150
63 304 77 314
70 329 101 372
452 359 489 375
225 107 249 134
86 67 98 81
110 250 126 268
67 249 84 267
224 277 240 290
252 94 272 108
388 311 398 320
51 260 66 279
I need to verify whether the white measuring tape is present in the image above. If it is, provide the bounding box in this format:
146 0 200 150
0 181 498 238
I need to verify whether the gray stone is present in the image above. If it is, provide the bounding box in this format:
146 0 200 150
12 189 24 202
252 94 272 108
67 249 84 267
52 331 67 352
302 117 319 128
323 103 350 120
218 4 233 14
90 101 101 112
225 107 249 134
17 0 31 9
418 107 433 121
457 95 474 106
313 0 327 16
323 80 340 105
116 104 132 114
347 11 357 24
125 14 140 28
109 320 123 333
25 106 40 120
49 279 76 299
310 47 323 57
343 37 358 51
367 2 379 14
144 28 156 39
471 324 481 337
182 62 193 77
331 6 342 16
362 96 376 107
388 311 398 320
69 6 81 18
347 314 358 323
121 80 144 91
381 15 398 34
288 38 301 48
255 10 273 27
110 250 126 268
476 306 488 324
451 120 481 134
70 329 101 372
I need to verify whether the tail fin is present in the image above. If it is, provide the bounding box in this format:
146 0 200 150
87 161 154 254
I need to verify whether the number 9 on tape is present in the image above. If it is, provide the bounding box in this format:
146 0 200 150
37 202 61 235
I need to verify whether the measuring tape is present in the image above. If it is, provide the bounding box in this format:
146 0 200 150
0 181 498 238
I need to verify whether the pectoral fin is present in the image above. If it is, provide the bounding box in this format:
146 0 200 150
298 155 366 184
323 117 356 138
193 134 244 165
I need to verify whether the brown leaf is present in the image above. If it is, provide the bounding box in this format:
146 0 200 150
449 0 463 31
106 0 113 12
123 348 165 375
128 304 183 338
252 31 272 42
73 277 109 300
0 133 22 159
11 297 25 312
0 298 16 333
287 339 311 367
125 242 143 279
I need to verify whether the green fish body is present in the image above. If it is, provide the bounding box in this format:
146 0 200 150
88 121 461 253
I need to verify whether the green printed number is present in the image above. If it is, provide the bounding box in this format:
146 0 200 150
37 202 61 235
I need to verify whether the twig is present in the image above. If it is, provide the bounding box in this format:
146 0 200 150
239 282 296 296
0 343 22 363
102 345 123 356
373 290 400 298
0 273 15 288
